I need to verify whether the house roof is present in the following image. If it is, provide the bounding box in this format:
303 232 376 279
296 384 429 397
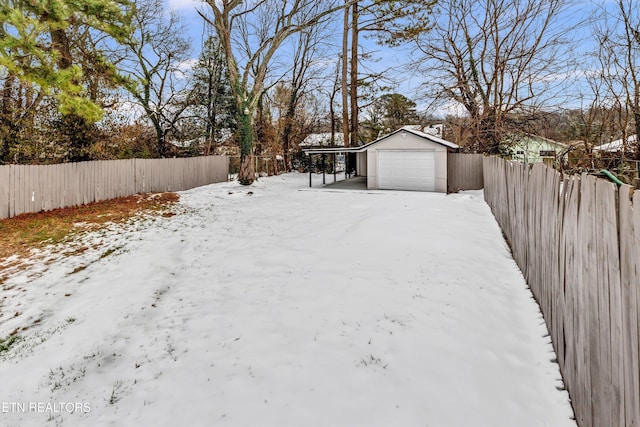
302 127 458 154
299 132 345 147
594 134 637 152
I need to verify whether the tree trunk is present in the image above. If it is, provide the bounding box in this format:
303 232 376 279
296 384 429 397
330 89 337 145
634 109 640 161
350 1 359 146
341 1 350 148
282 116 293 171
281 86 299 171
238 109 255 185
152 118 166 157
50 27 95 162
239 153 255 184
0 74 16 162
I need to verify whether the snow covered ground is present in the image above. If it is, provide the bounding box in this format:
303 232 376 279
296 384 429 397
0 173 576 427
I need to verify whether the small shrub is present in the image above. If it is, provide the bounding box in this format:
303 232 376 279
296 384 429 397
0 335 21 354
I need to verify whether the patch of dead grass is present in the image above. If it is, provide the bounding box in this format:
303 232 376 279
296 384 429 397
0 193 179 266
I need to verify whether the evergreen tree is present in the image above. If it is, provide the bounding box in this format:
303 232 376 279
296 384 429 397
189 35 237 155
0 0 132 121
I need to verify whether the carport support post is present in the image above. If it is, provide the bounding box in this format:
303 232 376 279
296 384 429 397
308 153 312 187
333 153 336 182
322 154 326 184
345 153 349 179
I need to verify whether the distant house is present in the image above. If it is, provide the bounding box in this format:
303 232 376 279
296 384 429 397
422 123 445 138
167 129 235 154
594 134 637 153
508 134 568 167
299 132 345 147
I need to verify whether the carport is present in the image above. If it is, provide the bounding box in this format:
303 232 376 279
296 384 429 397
303 127 459 192
302 147 362 188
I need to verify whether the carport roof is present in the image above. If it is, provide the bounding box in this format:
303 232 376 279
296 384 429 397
302 127 459 154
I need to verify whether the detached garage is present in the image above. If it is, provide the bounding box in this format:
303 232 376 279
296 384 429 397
358 127 458 192
377 150 435 191
304 127 459 193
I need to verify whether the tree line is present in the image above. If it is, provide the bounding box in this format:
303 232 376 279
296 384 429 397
1 0 639 184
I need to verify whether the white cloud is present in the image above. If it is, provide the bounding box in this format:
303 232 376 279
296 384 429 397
434 100 468 118
166 0 203 11
173 58 199 79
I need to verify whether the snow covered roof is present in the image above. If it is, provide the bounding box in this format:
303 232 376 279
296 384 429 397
302 127 459 154
357 127 459 151
299 132 345 147
594 134 637 152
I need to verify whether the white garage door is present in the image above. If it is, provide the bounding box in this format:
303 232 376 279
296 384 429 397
378 150 436 191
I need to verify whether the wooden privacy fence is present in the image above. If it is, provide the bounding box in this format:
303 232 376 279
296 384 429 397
0 156 229 220
448 153 484 192
483 156 640 427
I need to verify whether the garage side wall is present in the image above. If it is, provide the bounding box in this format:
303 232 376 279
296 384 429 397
365 133 448 192
356 152 367 176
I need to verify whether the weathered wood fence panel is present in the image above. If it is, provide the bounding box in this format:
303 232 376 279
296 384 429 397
0 156 228 220
447 153 484 192
483 156 640 427
0 165 8 219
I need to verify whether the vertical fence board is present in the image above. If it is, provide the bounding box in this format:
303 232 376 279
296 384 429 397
550 168 564 369
86 161 95 205
126 159 135 196
593 179 619 427
13 165 21 216
8 165 15 218
15 165 25 216
41 164 50 212
134 159 143 194
60 163 67 209
75 162 83 207
36 165 44 213
0 166 9 219
563 177 579 418
582 175 602 427
116 160 123 198
635 191 640 427
48 164 57 212
620 185 640 427
63 163 69 210
100 160 107 202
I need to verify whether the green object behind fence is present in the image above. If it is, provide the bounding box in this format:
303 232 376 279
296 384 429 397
600 169 624 187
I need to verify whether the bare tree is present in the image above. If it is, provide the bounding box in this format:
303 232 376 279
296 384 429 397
118 0 192 157
0 73 45 163
278 24 328 170
340 0 435 146
342 1 351 147
594 0 640 159
201 0 349 185
413 0 575 153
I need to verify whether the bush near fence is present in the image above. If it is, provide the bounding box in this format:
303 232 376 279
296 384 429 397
0 156 229 220
483 156 640 427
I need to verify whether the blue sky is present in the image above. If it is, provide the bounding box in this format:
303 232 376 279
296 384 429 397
164 0 420 101
163 0 629 116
